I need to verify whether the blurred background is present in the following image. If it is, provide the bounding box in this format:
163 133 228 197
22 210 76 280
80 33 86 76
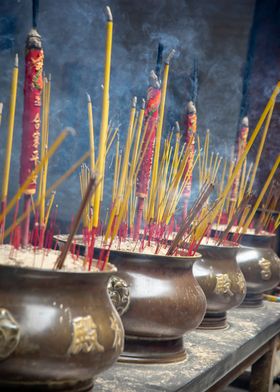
0 0 279 227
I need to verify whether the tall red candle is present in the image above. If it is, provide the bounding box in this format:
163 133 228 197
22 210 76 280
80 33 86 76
20 29 44 193
183 101 197 219
133 71 161 239
20 28 44 246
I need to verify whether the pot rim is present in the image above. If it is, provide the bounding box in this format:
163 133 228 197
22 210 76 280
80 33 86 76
211 226 276 238
0 259 116 276
54 234 202 261
100 247 202 262
239 244 278 253
198 240 240 250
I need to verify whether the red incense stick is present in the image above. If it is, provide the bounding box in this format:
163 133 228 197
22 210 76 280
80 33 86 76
20 13 44 246
134 71 161 240
183 101 197 219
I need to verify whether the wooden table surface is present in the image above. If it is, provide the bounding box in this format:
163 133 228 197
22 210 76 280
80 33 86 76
94 302 280 392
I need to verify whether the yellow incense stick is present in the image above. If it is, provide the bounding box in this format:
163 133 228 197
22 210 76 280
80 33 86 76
242 155 280 233
45 191 56 227
87 93 96 229
1 54 18 204
0 103 3 129
237 159 247 206
112 136 120 203
247 100 275 194
40 77 51 226
93 6 113 228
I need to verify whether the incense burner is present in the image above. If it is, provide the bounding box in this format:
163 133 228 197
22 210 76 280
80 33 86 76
210 227 277 249
237 246 280 307
98 248 207 364
193 243 246 329
0 260 124 391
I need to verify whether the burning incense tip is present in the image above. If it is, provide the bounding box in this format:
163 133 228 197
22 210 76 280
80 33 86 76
86 92 91 103
241 116 249 127
0 102 3 115
175 121 180 133
106 6 113 21
64 127 76 137
26 28 42 49
187 101 196 114
14 53 19 67
132 96 137 108
149 70 161 89
165 49 176 65
48 73 52 81
141 98 146 109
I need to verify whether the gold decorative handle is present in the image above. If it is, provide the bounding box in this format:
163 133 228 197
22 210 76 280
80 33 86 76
107 276 130 316
0 308 20 360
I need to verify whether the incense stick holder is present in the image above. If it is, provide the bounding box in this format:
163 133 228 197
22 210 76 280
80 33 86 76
237 231 276 249
237 246 280 307
193 243 246 329
210 227 276 249
0 260 124 391
99 249 206 364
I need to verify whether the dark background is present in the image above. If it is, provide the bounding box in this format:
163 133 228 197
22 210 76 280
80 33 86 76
0 0 278 226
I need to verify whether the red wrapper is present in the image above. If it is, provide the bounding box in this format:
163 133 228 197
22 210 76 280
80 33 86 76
20 46 44 194
183 106 197 200
136 85 161 198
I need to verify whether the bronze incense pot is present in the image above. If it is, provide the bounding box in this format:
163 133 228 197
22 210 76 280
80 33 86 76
193 243 246 329
210 228 277 249
97 248 207 364
237 246 280 307
0 261 124 391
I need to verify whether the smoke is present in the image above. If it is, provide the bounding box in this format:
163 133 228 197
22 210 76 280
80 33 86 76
0 0 255 224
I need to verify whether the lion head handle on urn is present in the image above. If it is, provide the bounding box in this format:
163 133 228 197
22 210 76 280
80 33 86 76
0 308 20 360
107 276 130 316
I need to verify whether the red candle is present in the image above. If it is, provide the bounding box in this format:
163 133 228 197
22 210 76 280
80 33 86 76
20 29 44 194
183 101 197 218
20 28 44 247
134 71 161 239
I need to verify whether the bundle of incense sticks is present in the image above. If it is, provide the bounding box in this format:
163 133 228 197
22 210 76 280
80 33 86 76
167 182 214 255
212 85 279 238
193 84 280 246
255 177 280 233
144 128 198 240
197 130 222 191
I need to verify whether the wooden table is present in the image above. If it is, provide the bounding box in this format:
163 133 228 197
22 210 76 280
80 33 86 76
95 301 280 392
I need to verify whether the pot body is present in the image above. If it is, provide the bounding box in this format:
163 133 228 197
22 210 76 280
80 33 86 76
109 251 206 337
0 264 124 391
104 250 206 363
193 245 246 328
237 247 280 306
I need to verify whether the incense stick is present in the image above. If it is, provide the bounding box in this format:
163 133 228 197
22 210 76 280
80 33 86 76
167 182 214 255
55 173 98 270
93 6 113 229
